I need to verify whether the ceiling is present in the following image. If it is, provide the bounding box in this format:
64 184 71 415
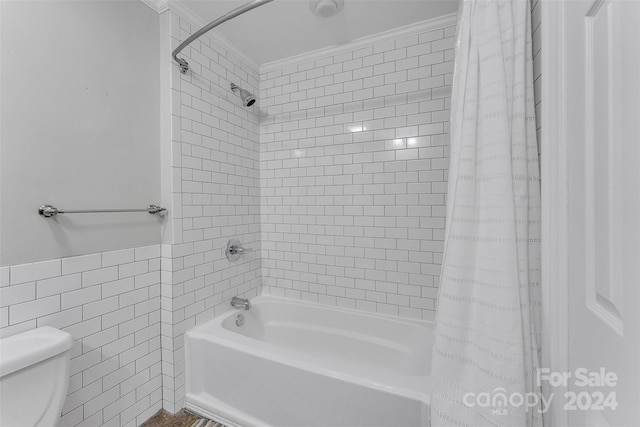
176 0 459 66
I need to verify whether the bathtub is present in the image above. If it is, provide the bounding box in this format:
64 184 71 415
184 295 433 427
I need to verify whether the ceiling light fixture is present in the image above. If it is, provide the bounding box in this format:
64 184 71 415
310 0 344 18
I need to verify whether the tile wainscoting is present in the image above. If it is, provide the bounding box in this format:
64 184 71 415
0 245 162 427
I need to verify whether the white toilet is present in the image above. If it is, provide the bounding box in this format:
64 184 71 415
0 326 73 427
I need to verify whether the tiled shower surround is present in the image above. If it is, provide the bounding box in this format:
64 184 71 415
260 23 456 319
159 10 262 413
0 4 543 427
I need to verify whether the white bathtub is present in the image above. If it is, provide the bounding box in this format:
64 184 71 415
185 295 433 427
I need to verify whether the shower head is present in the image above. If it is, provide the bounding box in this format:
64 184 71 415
230 83 256 107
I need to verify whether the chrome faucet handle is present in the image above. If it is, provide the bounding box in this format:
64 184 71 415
225 238 252 262
229 244 252 254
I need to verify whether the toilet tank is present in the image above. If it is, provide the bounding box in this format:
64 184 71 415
0 326 73 427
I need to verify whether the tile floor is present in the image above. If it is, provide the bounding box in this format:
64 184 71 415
140 409 225 427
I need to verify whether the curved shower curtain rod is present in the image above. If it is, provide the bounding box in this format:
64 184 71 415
172 0 275 74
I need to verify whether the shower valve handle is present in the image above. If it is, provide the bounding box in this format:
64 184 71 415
228 244 252 255
225 238 252 262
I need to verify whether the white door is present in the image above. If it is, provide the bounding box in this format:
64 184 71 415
564 1 640 426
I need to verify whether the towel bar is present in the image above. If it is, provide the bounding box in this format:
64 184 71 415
38 204 166 218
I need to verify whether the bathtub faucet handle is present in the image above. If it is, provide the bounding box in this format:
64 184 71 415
231 296 252 311
225 238 253 262
229 244 251 254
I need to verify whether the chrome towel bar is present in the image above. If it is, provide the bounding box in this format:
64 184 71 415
38 204 166 218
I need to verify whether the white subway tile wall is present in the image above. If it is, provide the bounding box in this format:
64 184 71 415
259 24 456 320
160 11 262 413
0 245 162 427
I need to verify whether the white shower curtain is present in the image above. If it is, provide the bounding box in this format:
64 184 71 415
430 1 542 426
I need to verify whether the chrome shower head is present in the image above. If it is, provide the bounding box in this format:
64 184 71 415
230 83 256 107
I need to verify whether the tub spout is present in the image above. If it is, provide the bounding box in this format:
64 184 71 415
231 296 251 310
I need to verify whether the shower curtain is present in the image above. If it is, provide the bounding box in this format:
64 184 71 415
430 1 542 426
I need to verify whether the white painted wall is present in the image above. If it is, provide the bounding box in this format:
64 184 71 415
0 0 161 266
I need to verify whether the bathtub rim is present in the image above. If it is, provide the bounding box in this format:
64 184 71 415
185 294 434 406
191 293 435 335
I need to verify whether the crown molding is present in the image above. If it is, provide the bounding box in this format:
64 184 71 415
168 0 260 72
260 12 458 74
140 0 169 13
153 0 455 77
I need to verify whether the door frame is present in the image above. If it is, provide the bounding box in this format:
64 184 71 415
540 1 570 426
